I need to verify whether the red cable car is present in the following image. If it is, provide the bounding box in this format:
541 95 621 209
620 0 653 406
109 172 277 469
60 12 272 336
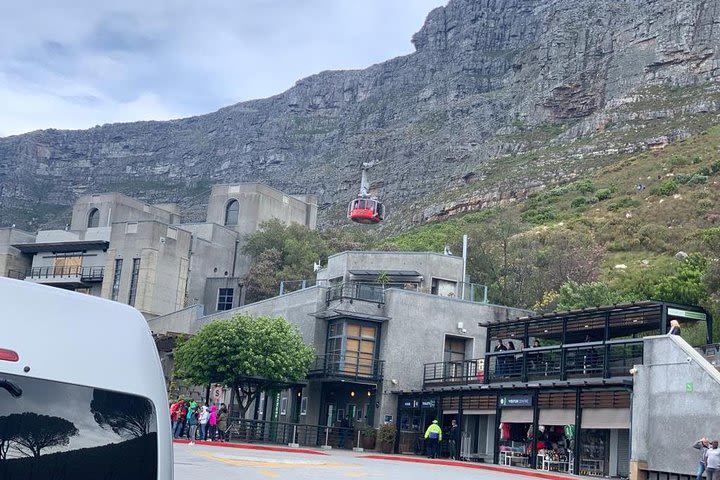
347 165 385 224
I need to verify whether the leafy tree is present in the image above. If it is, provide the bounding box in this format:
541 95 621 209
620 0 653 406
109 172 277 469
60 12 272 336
173 314 315 419
91 389 154 438
0 415 20 459
243 220 330 302
4 413 78 458
653 253 709 306
556 281 634 310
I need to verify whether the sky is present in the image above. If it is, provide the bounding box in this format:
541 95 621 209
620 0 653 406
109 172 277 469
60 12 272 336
0 0 447 137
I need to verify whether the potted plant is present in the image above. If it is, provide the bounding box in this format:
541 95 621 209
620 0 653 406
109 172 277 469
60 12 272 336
377 423 397 453
361 425 377 450
376 271 391 288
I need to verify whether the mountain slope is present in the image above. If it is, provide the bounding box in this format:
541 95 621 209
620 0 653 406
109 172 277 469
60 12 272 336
3 0 720 230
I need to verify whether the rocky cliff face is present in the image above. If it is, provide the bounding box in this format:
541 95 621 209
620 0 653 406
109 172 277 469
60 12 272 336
3 0 720 230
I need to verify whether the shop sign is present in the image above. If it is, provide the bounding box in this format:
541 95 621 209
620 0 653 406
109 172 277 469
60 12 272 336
401 399 436 409
499 395 532 407
421 399 436 409
668 308 707 321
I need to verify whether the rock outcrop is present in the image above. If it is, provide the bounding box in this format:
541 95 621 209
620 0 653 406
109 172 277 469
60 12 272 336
3 0 720 230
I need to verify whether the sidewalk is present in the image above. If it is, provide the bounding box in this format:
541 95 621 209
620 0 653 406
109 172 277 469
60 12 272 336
362 454 578 480
172 438 328 456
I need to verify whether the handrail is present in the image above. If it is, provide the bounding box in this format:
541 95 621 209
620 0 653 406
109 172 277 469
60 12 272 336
326 282 386 304
423 339 644 387
309 353 384 381
27 265 104 281
224 417 358 449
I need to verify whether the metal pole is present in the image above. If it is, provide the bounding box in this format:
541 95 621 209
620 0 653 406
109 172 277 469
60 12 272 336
357 429 361 448
279 281 284 295
462 235 468 300
483 285 488 303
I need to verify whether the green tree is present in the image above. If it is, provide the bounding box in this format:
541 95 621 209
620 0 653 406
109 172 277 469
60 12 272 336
653 254 709 306
173 314 315 419
243 220 330 302
557 281 633 310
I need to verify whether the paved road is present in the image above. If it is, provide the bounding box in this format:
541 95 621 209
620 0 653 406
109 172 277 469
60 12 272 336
173 443 543 480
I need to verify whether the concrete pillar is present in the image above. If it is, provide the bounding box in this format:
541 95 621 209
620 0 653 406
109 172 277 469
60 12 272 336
629 460 648 480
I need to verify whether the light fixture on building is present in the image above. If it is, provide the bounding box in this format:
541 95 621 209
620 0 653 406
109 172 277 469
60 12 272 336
297 391 302 397
367 391 371 397
350 391 355 397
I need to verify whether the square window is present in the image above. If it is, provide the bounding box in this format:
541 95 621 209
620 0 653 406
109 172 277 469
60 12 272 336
217 288 234 311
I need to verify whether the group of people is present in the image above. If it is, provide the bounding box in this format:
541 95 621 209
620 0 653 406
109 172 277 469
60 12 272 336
170 398 229 444
423 419 460 460
694 437 720 480
494 338 542 376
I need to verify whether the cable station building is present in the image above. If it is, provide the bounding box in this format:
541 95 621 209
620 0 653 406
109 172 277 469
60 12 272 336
0 183 318 319
398 301 714 478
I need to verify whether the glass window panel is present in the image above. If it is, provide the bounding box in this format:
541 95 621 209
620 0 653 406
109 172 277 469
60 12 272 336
0 372 158 480
346 324 361 338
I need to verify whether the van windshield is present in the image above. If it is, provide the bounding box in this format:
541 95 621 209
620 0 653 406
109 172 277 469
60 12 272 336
0 372 158 480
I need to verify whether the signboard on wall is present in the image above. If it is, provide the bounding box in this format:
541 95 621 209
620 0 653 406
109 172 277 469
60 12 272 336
499 395 533 407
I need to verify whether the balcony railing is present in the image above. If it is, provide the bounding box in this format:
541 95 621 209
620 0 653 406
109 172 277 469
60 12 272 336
422 339 643 387
309 353 384 382
27 266 105 282
6 269 25 280
326 282 386 304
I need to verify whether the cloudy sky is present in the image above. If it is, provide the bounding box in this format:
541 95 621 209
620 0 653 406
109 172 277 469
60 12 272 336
0 0 447 137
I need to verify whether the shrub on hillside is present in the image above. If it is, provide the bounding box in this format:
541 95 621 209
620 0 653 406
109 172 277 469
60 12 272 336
652 180 679 196
595 188 613 201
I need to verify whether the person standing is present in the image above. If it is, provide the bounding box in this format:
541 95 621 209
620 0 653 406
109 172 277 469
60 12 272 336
424 419 443 459
668 319 682 336
705 440 720 480
199 405 210 441
339 415 351 448
186 403 198 445
448 419 460 460
216 403 228 442
494 339 508 377
208 404 218 441
694 437 710 480
170 398 183 438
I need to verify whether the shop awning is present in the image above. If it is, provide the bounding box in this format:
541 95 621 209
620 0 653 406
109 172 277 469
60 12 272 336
581 408 630 429
539 409 575 426
501 409 533 423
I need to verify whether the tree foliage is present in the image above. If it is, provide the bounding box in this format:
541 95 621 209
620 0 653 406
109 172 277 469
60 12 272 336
652 253 709 306
556 281 634 311
242 219 371 302
91 389 154 438
173 314 315 418
1 413 78 458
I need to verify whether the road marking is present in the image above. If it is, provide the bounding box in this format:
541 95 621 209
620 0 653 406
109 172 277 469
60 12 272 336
259 470 280 478
193 450 360 470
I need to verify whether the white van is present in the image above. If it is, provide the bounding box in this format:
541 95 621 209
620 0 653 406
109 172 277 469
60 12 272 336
0 278 173 480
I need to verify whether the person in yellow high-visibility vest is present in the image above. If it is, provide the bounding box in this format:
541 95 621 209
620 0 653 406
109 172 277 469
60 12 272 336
424 419 443 459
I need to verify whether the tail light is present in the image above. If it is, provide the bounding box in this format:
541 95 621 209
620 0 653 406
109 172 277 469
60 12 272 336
0 349 19 362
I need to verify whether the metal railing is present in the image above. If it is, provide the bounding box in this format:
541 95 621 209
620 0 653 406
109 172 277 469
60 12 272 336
422 339 643 387
326 282 386 304
695 344 720 367
309 353 384 382
423 359 484 386
224 417 357 449
27 266 104 282
6 269 25 280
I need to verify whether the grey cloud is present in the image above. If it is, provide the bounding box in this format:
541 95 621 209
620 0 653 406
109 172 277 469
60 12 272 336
0 0 447 136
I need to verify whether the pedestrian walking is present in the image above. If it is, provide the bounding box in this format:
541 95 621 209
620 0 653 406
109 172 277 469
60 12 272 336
693 437 710 480
448 419 460 460
424 419 442 459
216 403 228 442
199 405 210 440
705 440 720 480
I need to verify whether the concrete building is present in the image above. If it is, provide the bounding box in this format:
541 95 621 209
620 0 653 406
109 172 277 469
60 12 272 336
148 250 530 440
0 184 318 319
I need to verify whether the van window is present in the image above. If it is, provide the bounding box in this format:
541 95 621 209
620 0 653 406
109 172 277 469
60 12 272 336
0 373 158 480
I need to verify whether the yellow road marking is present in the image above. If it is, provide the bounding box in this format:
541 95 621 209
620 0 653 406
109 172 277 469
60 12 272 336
193 450 359 470
259 470 280 478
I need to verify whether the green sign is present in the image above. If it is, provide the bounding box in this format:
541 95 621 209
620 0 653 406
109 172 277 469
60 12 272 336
668 308 707 321
686 383 694 393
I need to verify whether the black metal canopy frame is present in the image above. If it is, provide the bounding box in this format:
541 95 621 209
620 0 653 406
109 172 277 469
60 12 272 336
482 301 712 347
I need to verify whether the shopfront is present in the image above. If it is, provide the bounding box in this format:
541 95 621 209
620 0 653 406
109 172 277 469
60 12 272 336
397 396 440 454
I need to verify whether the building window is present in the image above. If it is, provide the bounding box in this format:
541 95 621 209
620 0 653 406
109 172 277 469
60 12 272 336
224 199 239 226
326 320 377 376
111 259 123 301
217 288 234 311
87 208 100 228
128 258 140 306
